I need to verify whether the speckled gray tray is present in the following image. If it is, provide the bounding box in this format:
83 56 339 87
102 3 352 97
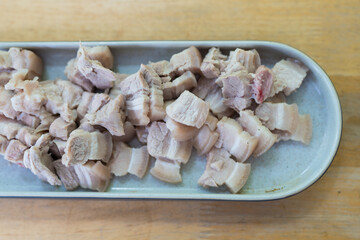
0 41 342 200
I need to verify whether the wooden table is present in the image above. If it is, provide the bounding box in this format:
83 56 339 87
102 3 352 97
0 0 359 239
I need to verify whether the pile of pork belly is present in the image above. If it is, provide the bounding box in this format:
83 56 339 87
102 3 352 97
0 44 312 193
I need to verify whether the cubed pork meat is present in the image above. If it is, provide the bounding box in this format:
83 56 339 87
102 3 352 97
193 114 219 155
84 45 114 69
49 138 67 159
238 110 277 157
73 161 111 192
148 60 175 79
119 71 150 126
49 117 77 140
163 71 197 100
147 121 192 164
200 47 227 78
65 45 116 91
109 141 149 178
109 73 129 98
198 148 251 193
0 86 18 119
220 70 253 112
62 129 113 166
170 46 202 75
4 139 28 165
150 159 182 184
205 83 234 118
251 65 274 104
216 117 258 162
82 94 126 136
192 76 215 100
225 48 260 74
53 159 80 190
16 112 40 128
166 90 209 128
270 59 309 96
135 126 149 144
112 121 136 142
275 114 312 145
255 102 299 134
164 115 199 141
139 64 166 121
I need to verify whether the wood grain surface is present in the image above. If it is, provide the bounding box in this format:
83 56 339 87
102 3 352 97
0 0 359 239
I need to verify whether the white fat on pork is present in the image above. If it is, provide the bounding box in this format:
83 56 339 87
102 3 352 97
83 45 114 69
275 114 312 145
148 60 174 80
82 94 126 136
200 47 227 78
49 117 77 141
147 121 192 164
109 142 150 178
193 114 219 155
255 102 299 134
62 129 113 166
150 159 182 184
53 159 80 190
170 46 202 75
271 58 309 96
0 86 18 119
119 71 150 126
166 90 209 128
238 110 277 157
73 161 111 192
163 71 197 100
198 148 251 193
216 117 258 162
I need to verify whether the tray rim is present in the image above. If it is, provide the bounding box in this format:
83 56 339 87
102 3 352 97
0 40 342 201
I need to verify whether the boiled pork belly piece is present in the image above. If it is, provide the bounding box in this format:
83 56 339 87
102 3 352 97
62 129 113 166
139 64 166 121
166 90 209 128
82 94 126 136
198 148 251 193
83 45 114 69
73 161 111 192
0 115 40 146
255 102 299 134
3 69 38 92
220 70 253 112
225 48 260 74
119 71 150 126
193 77 234 118
4 139 28 165
251 65 274 104
200 47 227 78
49 117 77 141
109 73 129 98
270 58 309 96
77 92 106 119
53 159 80 190
147 121 192 164
170 46 202 75
238 110 277 157
109 141 149 178
0 47 42 84
275 114 312 145
193 114 219 155
164 115 199 142
163 71 197 100
49 139 67 159
149 60 175 80
16 112 40 128
216 117 258 162
23 134 61 186
150 159 182 184
65 45 116 91
0 135 9 154
0 86 18 119
112 121 135 142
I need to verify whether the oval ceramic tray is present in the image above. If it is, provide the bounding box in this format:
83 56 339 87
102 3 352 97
0 41 342 200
